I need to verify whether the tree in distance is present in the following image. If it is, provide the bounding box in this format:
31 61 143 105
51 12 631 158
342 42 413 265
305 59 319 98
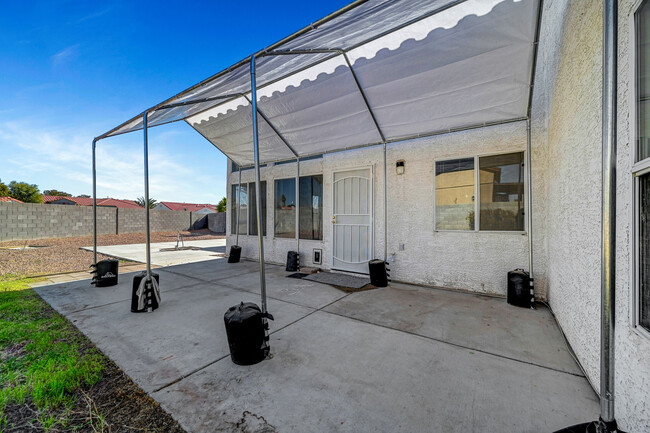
0 179 8 197
216 197 227 212
135 196 157 209
9 181 43 203
43 189 72 197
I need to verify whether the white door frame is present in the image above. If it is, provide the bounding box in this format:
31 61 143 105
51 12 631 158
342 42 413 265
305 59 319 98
331 165 374 274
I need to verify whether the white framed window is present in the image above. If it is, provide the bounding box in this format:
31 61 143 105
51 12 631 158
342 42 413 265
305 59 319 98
299 175 323 240
633 0 650 336
434 151 525 232
274 178 296 238
274 175 324 239
231 183 247 235
231 181 266 236
435 158 475 231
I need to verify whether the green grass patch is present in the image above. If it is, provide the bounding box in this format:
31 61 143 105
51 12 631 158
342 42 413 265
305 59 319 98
0 275 105 431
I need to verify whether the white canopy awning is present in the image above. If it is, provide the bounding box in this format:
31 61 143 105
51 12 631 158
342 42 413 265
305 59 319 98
99 0 540 167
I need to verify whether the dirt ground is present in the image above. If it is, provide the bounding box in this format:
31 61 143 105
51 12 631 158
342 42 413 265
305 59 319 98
2 296 186 433
0 229 225 277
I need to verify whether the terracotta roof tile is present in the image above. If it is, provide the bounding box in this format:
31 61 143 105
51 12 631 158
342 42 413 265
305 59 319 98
42 196 142 208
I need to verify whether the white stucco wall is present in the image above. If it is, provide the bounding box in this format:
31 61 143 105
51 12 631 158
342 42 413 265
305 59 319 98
535 0 603 391
225 1 650 429
615 0 650 430
535 0 650 430
227 120 534 297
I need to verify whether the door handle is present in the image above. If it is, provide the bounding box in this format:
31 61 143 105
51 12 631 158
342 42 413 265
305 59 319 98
332 216 336 223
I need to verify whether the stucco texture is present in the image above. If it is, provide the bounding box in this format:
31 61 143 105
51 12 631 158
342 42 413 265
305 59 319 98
614 0 650 430
536 0 650 430
224 1 650 429
228 121 532 297
537 0 603 392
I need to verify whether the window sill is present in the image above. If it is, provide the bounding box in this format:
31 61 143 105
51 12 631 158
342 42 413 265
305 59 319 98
434 230 527 235
631 324 650 344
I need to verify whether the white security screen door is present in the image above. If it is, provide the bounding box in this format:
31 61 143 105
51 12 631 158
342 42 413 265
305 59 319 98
332 167 373 273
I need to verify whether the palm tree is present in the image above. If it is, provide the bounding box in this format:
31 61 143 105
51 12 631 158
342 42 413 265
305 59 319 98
135 196 157 209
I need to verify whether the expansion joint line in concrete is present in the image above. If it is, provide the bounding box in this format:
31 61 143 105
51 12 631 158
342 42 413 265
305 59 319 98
149 291 354 394
65 280 206 315
320 309 586 379
151 354 231 394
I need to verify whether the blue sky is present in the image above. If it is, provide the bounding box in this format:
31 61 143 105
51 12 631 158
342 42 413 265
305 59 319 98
0 0 348 203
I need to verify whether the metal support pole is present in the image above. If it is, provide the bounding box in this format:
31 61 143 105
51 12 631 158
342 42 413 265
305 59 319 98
93 138 97 265
250 55 268 314
143 112 152 281
237 168 242 245
341 52 390 261
296 159 300 260
242 92 301 264
600 0 617 427
383 143 387 262
526 120 535 304
92 138 98 266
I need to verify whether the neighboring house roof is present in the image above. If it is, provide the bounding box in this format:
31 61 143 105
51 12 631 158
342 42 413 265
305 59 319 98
43 195 94 205
158 201 217 212
42 196 142 209
97 198 142 209
0 196 23 203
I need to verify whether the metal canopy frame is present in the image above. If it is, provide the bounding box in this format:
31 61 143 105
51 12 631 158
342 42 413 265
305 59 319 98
91 0 545 365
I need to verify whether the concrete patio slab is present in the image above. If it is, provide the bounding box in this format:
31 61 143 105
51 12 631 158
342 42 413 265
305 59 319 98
323 283 582 375
34 260 599 432
39 278 313 393
35 268 198 314
215 265 349 310
153 311 598 433
162 260 348 310
162 258 259 283
82 239 226 266
28 263 156 289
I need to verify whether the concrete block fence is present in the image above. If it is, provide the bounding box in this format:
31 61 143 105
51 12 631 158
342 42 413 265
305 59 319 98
0 202 225 242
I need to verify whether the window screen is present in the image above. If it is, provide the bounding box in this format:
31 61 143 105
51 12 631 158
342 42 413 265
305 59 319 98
637 1 650 333
231 183 248 235
479 152 525 231
274 178 296 238
299 175 323 240
638 0 650 161
435 158 475 230
640 173 650 332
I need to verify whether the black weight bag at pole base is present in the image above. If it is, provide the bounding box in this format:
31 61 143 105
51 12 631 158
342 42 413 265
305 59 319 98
368 259 389 287
224 302 274 366
286 251 299 272
228 245 242 263
131 272 161 313
90 259 119 287
507 269 533 308
553 419 624 433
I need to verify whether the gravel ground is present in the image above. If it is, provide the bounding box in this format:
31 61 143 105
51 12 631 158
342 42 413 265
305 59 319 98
0 229 225 277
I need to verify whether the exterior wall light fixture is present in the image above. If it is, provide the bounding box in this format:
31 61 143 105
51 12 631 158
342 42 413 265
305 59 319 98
396 160 405 175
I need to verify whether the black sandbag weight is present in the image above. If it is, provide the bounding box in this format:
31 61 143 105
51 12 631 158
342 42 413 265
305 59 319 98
228 245 242 263
131 272 160 313
90 259 119 287
286 251 299 272
368 259 388 287
507 269 532 308
224 302 274 366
